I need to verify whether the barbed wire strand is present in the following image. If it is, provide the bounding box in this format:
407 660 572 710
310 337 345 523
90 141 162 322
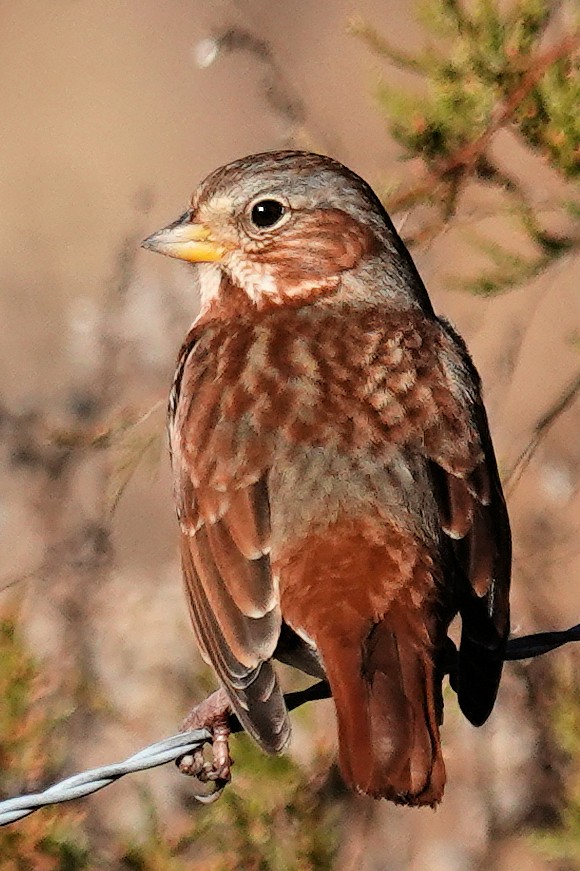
0 728 210 827
0 624 578 828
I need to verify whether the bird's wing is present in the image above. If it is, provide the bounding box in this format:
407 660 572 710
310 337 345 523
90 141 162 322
170 333 289 753
426 320 511 726
366 312 510 726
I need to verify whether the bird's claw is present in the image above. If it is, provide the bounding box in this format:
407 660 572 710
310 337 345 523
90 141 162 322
177 689 233 801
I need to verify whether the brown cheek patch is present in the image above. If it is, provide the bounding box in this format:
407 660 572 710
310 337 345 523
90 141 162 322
267 208 378 286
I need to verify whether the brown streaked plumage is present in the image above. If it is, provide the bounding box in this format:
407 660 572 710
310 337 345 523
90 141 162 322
142 151 511 806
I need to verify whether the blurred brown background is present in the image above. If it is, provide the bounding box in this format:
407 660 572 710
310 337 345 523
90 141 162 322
0 2 578 869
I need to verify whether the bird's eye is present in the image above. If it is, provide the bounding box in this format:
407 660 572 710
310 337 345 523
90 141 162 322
250 199 286 229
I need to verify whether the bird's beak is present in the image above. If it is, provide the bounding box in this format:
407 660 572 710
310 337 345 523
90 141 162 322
141 213 226 263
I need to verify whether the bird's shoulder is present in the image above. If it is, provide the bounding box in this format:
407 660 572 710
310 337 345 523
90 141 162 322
169 302 482 453
172 301 455 377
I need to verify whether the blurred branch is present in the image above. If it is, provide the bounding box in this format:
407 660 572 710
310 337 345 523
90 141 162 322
347 14 424 72
505 373 580 494
386 33 580 214
214 27 306 130
0 397 164 594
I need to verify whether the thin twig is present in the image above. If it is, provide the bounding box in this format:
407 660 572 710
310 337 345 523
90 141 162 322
387 34 580 214
216 27 306 128
505 373 580 495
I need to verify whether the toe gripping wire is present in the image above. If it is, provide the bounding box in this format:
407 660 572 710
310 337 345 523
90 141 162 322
0 623 578 827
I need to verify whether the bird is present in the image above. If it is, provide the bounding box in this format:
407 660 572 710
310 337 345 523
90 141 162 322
142 150 511 807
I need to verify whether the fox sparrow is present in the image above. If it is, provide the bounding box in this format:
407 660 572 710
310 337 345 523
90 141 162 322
142 151 511 806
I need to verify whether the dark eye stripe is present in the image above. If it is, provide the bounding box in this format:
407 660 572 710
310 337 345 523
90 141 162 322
250 199 286 229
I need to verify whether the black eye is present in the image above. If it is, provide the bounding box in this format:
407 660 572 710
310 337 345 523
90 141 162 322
250 199 286 229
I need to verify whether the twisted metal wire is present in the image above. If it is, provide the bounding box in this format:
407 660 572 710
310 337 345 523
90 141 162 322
0 623 578 828
0 728 210 827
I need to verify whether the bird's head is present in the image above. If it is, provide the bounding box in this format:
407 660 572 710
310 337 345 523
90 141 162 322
142 151 428 316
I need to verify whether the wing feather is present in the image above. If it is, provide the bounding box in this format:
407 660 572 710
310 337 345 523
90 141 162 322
205 521 274 617
180 532 289 751
172 330 289 752
224 482 271 559
432 321 511 726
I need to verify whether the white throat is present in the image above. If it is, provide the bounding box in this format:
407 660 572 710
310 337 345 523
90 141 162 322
196 262 223 314
195 259 280 316
194 255 334 315
225 251 279 304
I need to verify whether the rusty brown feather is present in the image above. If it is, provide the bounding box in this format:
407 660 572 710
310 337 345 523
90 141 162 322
143 151 511 806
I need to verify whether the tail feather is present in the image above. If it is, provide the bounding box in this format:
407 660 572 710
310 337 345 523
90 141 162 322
320 612 445 806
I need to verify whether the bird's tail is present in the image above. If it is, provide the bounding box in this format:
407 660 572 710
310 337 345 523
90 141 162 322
319 606 446 806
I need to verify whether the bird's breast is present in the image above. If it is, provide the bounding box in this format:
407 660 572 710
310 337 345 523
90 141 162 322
173 304 442 540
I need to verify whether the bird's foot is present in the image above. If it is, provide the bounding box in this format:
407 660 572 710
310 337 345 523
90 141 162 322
177 688 233 803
